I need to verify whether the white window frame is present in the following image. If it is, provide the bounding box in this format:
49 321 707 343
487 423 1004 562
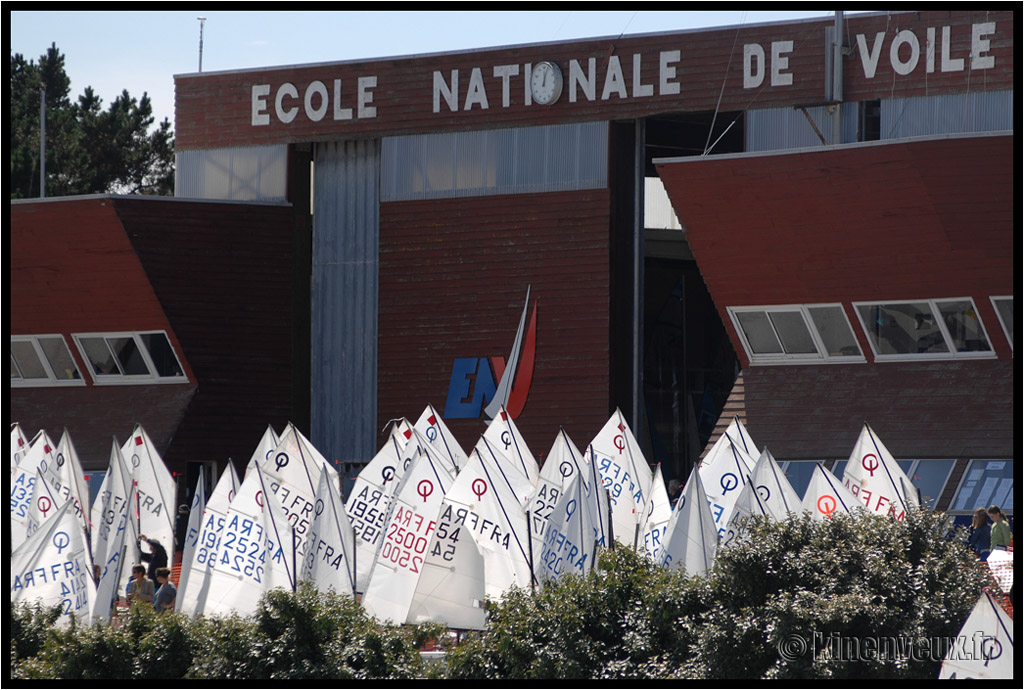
10 335 86 388
727 303 866 365
853 298 997 362
71 330 187 385
990 296 1013 351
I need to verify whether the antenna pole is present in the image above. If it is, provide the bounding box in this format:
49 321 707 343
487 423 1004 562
198 17 207 72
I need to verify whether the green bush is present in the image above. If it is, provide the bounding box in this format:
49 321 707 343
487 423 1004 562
8 511 988 680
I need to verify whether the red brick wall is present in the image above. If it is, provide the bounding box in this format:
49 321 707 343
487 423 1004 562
378 188 612 457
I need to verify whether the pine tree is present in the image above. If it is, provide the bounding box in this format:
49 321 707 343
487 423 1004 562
10 43 175 199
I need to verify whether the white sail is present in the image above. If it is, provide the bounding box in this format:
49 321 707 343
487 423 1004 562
483 286 532 421
840 424 918 520
939 591 1014 679
407 514 488 630
527 429 588 559
91 482 141 623
638 464 673 556
986 550 1014 594
174 472 207 610
362 442 455 624
243 425 281 480
10 431 57 552
41 430 93 542
89 440 134 572
177 463 240 615
536 471 598 583
802 464 864 520
478 406 539 486
345 429 409 592
300 467 357 596
11 498 97 626
188 465 295 618
121 426 176 568
725 448 802 545
698 431 756 537
587 410 654 548
656 467 718 577
10 422 30 471
433 448 536 600
414 404 467 474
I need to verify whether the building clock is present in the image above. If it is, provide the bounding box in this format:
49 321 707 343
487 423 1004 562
530 60 563 105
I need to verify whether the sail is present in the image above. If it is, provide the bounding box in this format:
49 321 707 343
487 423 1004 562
243 425 281 480
177 463 241 615
840 424 919 520
478 406 540 486
536 471 598 583
91 482 141 623
407 515 488 630
187 465 295 617
638 464 673 556
802 464 864 520
413 404 467 474
527 429 588 559
939 591 1014 679
345 429 409 592
89 440 134 571
11 498 98 626
300 467 357 596
433 448 535 600
41 430 93 542
121 426 176 568
587 410 654 548
174 472 207 610
362 443 455 623
656 467 718 577
10 422 30 471
10 431 57 552
698 430 755 537
725 448 802 545
483 286 532 421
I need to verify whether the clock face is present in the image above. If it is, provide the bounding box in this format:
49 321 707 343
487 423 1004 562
531 61 563 105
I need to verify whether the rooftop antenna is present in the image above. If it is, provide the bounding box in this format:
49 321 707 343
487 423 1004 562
197 17 206 72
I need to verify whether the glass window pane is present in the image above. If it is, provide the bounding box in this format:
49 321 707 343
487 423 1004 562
736 312 782 354
108 337 149 376
951 460 1014 513
807 306 862 356
141 333 183 377
11 341 48 379
38 337 80 381
11 354 20 380
81 337 120 375
783 461 824 498
936 300 991 353
908 459 955 511
857 302 949 355
993 297 1013 347
769 311 818 354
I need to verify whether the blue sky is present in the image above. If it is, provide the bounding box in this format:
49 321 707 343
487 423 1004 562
10 10 850 130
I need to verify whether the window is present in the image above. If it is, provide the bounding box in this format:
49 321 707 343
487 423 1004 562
73 331 185 384
780 460 830 497
949 460 1013 515
728 304 864 365
990 296 1013 349
10 335 84 387
833 458 955 511
854 298 995 360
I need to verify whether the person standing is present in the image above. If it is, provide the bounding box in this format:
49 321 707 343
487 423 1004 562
968 507 991 560
139 535 168 582
152 567 177 613
988 505 1013 552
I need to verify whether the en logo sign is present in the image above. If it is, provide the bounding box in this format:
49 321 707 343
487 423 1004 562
444 290 537 420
